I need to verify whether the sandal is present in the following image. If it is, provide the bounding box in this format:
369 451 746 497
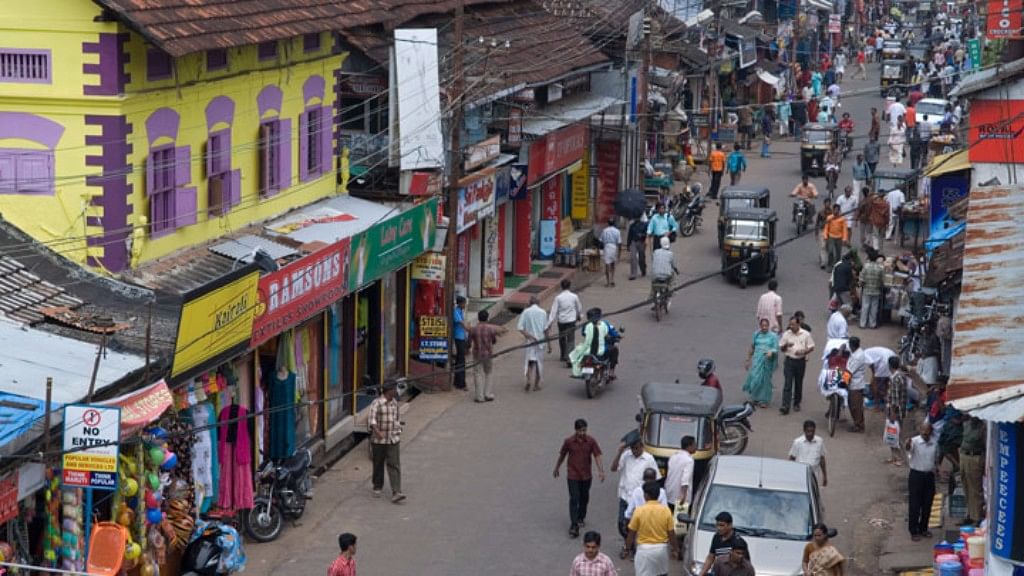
893 460 904 467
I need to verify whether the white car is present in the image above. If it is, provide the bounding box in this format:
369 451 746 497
915 98 949 128
680 455 827 576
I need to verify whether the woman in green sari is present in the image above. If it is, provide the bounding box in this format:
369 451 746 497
742 318 780 407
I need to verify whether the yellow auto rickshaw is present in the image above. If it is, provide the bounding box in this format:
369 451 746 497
717 186 770 248
721 208 778 289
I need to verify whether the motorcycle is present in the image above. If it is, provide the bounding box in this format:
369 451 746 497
652 279 672 321
243 448 313 543
793 198 813 235
580 329 623 399
718 402 755 455
820 367 850 437
680 191 705 237
899 296 944 364
181 520 246 576
839 131 852 158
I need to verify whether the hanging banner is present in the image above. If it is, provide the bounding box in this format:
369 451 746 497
456 170 497 233
968 100 1024 163
349 197 438 290
539 220 557 258
967 39 981 70
455 233 469 295
509 164 529 200
992 422 1023 561
0 473 17 524
987 0 1023 39
482 219 504 297
62 405 121 489
411 253 446 281
596 141 620 224
101 379 174 439
571 151 590 219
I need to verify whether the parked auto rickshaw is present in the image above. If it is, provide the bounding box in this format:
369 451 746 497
880 59 911 98
717 186 770 248
721 208 778 289
800 123 837 176
636 383 721 490
873 167 918 199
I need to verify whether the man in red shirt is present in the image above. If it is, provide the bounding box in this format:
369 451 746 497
328 533 356 576
554 419 606 538
468 309 507 403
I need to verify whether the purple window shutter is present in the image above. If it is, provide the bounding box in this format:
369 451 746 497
0 153 16 193
205 136 216 177
229 169 241 207
174 145 191 186
320 105 332 177
174 146 196 228
298 112 309 182
17 152 52 194
146 151 156 196
279 118 292 190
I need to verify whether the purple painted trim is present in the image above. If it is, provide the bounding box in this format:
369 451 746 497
303 33 321 53
146 48 172 81
257 84 283 117
303 74 325 105
83 115 132 272
0 48 51 84
0 112 65 149
204 96 235 131
145 108 179 146
82 33 128 96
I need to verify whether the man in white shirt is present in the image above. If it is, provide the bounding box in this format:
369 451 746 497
888 100 906 129
826 305 851 339
905 422 939 540
599 218 622 287
845 336 869 432
885 187 906 239
834 185 860 230
789 420 828 486
517 295 549 392
665 436 697 510
624 468 668 520
548 279 582 364
755 280 784 333
611 437 660 537
865 346 897 409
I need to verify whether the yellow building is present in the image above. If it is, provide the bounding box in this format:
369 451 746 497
0 0 347 272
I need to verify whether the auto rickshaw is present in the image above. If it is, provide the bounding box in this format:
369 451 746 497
873 167 918 199
880 59 911 98
717 186 770 248
721 208 778 289
800 123 837 176
636 383 721 492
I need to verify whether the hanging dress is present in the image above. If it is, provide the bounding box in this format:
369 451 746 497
217 404 254 510
190 402 219 512
268 370 296 460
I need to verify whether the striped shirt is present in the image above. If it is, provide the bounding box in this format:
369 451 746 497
571 552 618 576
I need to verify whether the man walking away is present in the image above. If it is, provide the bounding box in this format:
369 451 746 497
846 337 868 432
779 317 815 414
851 154 871 198
864 135 881 177
452 296 468 390
756 279 784 333
571 531 618 576
827 304 851 340
625 482 677 576
328 533 357 576
789 420 828 486
612 436 659 538
548 279 582 365
468 310 506 403
708 143 726 199
368 381 405 503
665 436 696 515
627 217 648 280
823 205 849 269
959 417 986 524
906 422 939 541
859 256 885 329
728 143 747 186
868 108 880 142
738 105 754 149
517 296 549 391
555 419 605 538
885 186 906 240
599 218 621 287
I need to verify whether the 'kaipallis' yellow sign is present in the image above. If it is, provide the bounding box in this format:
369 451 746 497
171 266 260 378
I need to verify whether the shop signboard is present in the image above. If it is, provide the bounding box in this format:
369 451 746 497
411 253 446 281
993 422 1023 561
828 14 842 33
967 39 981 70
509 164 528 200
539 220 557 258
690 113 710 127
61 405 120 489
456 170 497 233
508 108 523 145
350 197 439 291
341 75 387 96
483 218 504 297
0 472 17 524
968 100 1024 163
987 0 1023 39
928 173 969 242
527 123 589 185
251 239 352 347
463 135 501 172
494 165 511 206
739 38 757 69
596 141 620 224
418 315 449 361
571 151 590 219
171 265 260 380
101 379 174 439
419 338 449 361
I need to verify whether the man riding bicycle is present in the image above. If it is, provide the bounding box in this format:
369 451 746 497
650 236 679 308
791 174 819 223
824 144 842 193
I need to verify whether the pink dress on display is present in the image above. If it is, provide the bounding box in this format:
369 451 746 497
218 403 254 510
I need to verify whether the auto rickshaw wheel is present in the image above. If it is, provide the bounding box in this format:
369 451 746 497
739 275 748 289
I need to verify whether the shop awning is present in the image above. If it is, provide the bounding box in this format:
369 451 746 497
521 94 623 137
100 379 173 439
265 194 398 246
924 149 971 177
0 392 57 452
950 384 1024 422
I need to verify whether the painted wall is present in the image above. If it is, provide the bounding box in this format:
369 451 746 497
0 2 347 272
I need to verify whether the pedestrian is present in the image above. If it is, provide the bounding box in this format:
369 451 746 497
938 410 964 478
645 202 678 256
827 304 851 340
742 318 780 408
554 418 606 537
905 422 939 541
627 217 648 280
779 316 815 414
571 531 618 576
792 98 808 138
328 533 357 576
548 279 582 365
865 346 898 409
867 191 890 251
611 435 659 538
856 49 867 80
777 97 792 137
697 512 749 576
789 420 828 486
755 279 784 333
909 123 924 170
851 155 871 200
761 132 772 159
802 524 845 575
468 309 506 403
936 310 953 377
846 336 868 432
368 380 405 503
599 218 621 287
517 296 550 391
864 134 880 178
624 468 668 521
811 69 823 97
888 116 907 165
858 256 884 328
794 309 812 332
834 186 859 231
816 197 832 269
738 105 754 149
624 482 677 575
828 250 853 310
708 143 726 199
834 51 846 83
713 541 756 575
823 204 849 269
885 186 906 240
728 142 748 185
665 436 696 513
958 416 986 524
452 295 468 390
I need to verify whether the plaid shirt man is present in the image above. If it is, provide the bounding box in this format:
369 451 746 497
368 395 401 445
860 260 885 296
571 551 618 576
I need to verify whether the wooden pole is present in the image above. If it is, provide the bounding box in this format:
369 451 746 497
446 0 465 386
43 377 53 454
86 332 107 403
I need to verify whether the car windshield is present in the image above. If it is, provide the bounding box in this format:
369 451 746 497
698 484 813 540
645 414 711 449
917 102 946 116
805 130 831 144
883 63 903 76
876 176 904 191
726 220 766 241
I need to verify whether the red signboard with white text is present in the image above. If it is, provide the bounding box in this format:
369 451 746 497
527 124 589 184
596 141 621 223
967 99 1024 163
0 473 17 524
251 239 351 346
987 0 1024 39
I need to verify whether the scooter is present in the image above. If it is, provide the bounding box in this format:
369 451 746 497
680 192 705 237
243 448 313 543
652 280 672 321
718 402 755 455
580 330 623 399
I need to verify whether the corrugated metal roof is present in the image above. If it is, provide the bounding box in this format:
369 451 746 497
950 383 1024 422
0 256 84 326
264 195 396 246
949 57 1024 98
947 185 1024 401
521 94 622 136
209 234 298 263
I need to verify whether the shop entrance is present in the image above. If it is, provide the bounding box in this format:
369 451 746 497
355 282 382 412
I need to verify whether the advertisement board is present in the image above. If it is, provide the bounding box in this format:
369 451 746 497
967 100 1024 163
987 0 1023 39
571 152 590 219
992 422 1023 561
411 253 446 281
0 473 17 524
62 405 120 489
527 124 589 184
350 198 438 290
596 141 620 224
456 170 497 233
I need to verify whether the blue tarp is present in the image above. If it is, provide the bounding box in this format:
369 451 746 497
0 392 58 450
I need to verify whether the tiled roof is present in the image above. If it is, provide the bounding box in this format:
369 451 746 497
0 256 83 325
95 0 510 57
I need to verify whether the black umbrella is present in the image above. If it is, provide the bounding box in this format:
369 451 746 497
614 188 647 219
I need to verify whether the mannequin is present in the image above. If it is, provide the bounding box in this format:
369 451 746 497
268 363 296 459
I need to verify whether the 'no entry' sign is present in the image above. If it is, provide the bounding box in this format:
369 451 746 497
61 404 121 489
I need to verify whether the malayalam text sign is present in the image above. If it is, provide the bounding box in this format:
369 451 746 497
62 405 120 489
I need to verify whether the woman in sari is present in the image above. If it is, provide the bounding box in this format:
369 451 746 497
803 523 846 576
742 318 779 407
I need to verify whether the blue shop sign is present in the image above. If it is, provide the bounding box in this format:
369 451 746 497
992 422 1024 562
495 165 512 206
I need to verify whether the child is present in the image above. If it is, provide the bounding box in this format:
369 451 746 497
883 406 904 466
761 134 772 158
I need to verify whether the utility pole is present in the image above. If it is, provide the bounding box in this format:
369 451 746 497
445 0 465 385
637 10 651 187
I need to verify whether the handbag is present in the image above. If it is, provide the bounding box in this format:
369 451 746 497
883 419 901 447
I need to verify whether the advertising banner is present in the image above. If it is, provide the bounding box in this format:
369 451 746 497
101 379 174 439
987 0 1023 39
456 170 496 233
411 253 446 281
482 218 504 297
0 473 17 524
992 422 1023 561
417 316 449 361
596 141 621 224
967 38 981 70
62 405 120 489
350 197 438 290
928 173 970 242
527 124 589 184
968 100 1024 163
571 151 590 219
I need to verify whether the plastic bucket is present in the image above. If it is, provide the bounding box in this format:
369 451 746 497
935 554 959 570
967 535 986 563
933 542 954 559
938 560 963 576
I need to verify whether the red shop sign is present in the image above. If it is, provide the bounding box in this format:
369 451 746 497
102 379 174 439
251 238 352 346
968 99 1024 163
596 141 621 223
527 123 589 184
987 0 1024 39
0 472 17 524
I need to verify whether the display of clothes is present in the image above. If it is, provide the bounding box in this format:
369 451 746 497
189 402 219 513
268 365 296 460
217 400 254 510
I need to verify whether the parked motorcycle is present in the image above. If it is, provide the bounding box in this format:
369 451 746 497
717 402 755 455
243 448 313 543
680 191 705 237
580 329 623 399
899 296 945 364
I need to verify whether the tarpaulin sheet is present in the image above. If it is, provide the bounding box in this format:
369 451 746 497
0 392 57 450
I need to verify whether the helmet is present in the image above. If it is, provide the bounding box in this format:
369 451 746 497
688 182 703 196
697 358 715 379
